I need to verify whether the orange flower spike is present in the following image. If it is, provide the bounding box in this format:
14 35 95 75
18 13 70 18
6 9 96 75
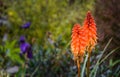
71 24 88 62
83 11 97 52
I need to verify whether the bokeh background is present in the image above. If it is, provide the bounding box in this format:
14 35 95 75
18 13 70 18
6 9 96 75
0 0 120 77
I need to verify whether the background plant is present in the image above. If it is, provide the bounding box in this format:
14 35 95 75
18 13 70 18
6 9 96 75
0 0 120 77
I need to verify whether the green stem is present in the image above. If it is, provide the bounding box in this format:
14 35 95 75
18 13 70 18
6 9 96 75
77 59 80 77
81 54 88 77
87 52 91 77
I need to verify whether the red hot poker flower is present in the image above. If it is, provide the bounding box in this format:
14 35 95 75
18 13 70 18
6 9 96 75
71 24 88 62
83 11 97 52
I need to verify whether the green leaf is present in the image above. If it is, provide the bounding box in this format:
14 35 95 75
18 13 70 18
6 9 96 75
90 38 113 77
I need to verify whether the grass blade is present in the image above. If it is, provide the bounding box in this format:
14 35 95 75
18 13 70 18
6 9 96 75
81 54 88 77
90 38 113 77
99 47 119 64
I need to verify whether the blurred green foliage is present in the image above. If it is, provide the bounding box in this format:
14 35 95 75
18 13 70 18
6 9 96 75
0 40 23 68
2 0 94 44
0 40 23 77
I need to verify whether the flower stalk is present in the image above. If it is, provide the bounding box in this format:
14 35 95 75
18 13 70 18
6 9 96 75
87 51 91 77
77 59 80 77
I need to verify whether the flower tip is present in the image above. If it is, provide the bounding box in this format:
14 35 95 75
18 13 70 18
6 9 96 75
87 11 91 14
86 11 92 18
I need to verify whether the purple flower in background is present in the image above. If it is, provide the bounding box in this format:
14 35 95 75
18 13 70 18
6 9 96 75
20 36 25 42
21 22 31 29
20 36 33 59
